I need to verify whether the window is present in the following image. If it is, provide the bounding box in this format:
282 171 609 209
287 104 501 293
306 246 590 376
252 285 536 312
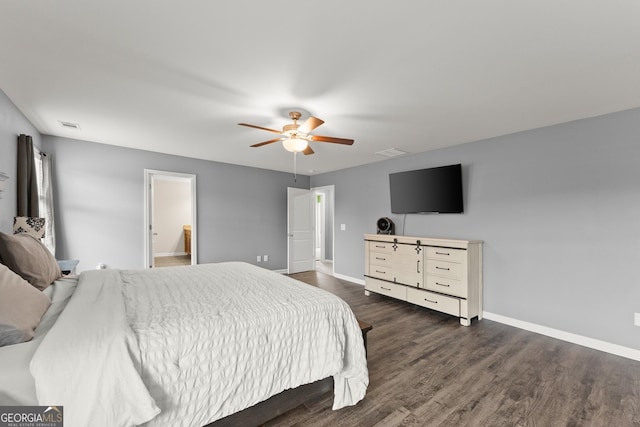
33 147 55 254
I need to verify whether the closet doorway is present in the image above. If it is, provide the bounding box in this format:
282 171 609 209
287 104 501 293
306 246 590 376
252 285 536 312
312 185 334 275
144 170 197 268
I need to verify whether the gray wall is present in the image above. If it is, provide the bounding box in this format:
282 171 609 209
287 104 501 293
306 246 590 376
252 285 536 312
311 108 640 351
0 90 42 233
3 87 639 350
42 135 309 272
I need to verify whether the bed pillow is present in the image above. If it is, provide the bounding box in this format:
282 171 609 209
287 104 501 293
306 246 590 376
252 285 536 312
0 232 62 290
0 263 52 346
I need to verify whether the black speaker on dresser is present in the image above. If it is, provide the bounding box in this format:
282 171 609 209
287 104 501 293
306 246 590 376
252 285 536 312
376 217 395 235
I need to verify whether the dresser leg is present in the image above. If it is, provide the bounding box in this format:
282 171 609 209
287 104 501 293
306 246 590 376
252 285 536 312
364 290 370 297
460 318 471 326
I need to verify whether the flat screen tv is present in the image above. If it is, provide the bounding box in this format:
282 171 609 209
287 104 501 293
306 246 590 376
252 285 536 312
389 164 463 214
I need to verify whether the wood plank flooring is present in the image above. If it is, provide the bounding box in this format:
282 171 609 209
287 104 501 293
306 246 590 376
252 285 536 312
265 271 640 427
154 255 191 267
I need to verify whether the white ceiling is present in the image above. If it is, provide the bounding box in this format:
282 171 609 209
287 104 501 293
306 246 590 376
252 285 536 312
1 1 639 175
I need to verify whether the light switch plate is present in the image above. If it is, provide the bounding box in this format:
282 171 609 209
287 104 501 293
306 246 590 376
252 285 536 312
635 313 640 327
340 224 346 231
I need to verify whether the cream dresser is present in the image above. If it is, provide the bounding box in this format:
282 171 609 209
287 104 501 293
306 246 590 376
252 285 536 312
364 234 483 326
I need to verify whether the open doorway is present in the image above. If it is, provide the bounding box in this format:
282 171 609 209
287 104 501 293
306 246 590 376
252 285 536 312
312 185 334 275
144 170 197 268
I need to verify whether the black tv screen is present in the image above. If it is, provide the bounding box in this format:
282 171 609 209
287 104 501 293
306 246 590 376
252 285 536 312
389 164 463 214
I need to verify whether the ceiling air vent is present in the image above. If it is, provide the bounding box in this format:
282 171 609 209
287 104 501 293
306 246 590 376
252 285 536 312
375 148 408 158
58 121 81 130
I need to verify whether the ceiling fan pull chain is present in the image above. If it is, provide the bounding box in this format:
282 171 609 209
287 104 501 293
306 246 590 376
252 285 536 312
293 152 297 182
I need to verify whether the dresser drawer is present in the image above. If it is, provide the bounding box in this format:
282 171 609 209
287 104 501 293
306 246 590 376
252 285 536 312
368 264 394 281
407 288 460 317
426 259 463 280
425 276 467 298
365 278 406 300
369 251 392 267
368 241 395 254
426 247 465 264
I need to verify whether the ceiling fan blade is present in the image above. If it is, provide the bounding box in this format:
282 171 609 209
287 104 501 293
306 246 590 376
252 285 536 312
250 138 284 148
302 145 314 155
297 116 324 134
238 123 283 134
310 135 354 145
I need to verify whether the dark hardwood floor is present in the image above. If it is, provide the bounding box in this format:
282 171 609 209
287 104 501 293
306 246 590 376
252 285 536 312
265 271 640 427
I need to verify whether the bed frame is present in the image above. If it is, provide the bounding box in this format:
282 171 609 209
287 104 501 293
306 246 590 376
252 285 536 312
206 377 333 427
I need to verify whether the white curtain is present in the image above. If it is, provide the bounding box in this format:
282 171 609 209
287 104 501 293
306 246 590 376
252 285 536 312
34 149 56 255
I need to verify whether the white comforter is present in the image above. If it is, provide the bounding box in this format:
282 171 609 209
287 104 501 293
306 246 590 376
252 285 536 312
31 262 368 427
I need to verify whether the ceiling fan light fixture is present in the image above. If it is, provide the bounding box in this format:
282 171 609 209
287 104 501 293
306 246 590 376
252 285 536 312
239 111 353 156
282 137 308 152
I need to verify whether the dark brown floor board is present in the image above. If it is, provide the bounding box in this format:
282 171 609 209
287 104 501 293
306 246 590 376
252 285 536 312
263 271 640 427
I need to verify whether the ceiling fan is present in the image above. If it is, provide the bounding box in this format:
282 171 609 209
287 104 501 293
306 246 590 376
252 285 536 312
238 111 354 155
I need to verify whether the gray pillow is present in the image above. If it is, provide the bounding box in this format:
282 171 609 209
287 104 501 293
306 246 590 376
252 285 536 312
0 324 28 347
0 232 62 290
0 263 52 346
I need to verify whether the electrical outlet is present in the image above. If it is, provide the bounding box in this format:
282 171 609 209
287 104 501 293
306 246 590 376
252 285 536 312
635 313 640 327
256 256 261 262
263 255 269 262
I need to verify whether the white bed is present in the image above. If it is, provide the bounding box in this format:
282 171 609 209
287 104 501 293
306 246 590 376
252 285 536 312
1 262 368 427
0 276 77 405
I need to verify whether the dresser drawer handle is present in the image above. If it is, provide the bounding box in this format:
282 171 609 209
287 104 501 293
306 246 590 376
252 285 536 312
435 282 450 287
375 245 386 248
435 266 450 271
435 251 450 256
424 298 438 304
381 286 391 291
375 270 386 274
375 257 386 261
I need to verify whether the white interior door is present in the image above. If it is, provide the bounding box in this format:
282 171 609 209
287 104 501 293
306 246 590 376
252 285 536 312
287 187 315 274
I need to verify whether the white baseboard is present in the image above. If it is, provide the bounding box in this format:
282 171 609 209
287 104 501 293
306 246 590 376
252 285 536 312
333 273 365 286
154 252 188 257
483 311 640 362
275 266 365 285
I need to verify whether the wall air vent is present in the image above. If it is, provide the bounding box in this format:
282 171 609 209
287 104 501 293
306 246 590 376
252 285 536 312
375 148 408 158
58 121 81 130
